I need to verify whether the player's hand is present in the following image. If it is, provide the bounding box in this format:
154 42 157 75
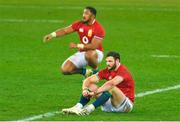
88 91 95 97
82 90 89 97
43 34 53 43
69 42 77 49
83 90 96 98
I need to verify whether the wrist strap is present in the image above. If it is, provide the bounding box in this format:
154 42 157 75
77 44 84 49
51 32 57 37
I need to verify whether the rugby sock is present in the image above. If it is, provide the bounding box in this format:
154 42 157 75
92 69 99 74
85 104 95 113
80 67 99 76
80 67 86 76
75 103 83 109
79 95 90 106
92 91 111 108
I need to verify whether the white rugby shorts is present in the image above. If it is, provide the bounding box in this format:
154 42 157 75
101 97 133 113
64 49 103 69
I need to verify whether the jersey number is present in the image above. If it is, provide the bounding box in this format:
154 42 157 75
82 36 89 44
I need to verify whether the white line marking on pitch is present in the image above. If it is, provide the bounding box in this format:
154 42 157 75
151 55 180 59
0 19 64 23
0 5 180 12
16 84 180 121
16 111 63 121
135 84 180 97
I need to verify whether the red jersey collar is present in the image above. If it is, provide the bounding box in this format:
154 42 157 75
115 63 121 71
92 19 96 24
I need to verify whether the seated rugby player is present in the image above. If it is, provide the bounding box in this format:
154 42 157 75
62 51 135 115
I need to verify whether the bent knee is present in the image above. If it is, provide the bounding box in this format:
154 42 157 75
109 86 117 93
60 66 72 75
60 60 77 75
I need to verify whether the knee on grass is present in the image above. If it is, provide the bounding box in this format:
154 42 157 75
60 66 73 75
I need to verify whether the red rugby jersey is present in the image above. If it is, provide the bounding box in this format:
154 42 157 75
71 20 105 51
98 64 135 103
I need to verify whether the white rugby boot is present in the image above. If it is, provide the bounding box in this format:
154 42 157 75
62 103 83 114
78 104 95 116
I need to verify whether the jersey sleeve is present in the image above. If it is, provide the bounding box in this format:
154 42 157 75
97 69 106 80
93 25 105 40
117 71 129 81
71 21 80 31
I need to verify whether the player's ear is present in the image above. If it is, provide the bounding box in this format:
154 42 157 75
118 59 120 62
116 59 120 63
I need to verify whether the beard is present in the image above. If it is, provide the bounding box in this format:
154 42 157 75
82 19 89 24
82 16 91 24
108 64 116 71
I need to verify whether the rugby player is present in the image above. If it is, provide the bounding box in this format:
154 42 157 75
62 51 135 115
43 6 105 77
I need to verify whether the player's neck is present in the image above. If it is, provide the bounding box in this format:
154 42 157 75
87 19 95 25
115 63 121 71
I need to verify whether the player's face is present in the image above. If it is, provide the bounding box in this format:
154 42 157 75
82 9 93 23
106 57 116 70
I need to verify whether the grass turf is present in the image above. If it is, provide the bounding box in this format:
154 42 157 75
0 0 180 121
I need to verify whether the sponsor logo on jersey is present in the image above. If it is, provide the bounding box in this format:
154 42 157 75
88 29 92 37
79 28 84 32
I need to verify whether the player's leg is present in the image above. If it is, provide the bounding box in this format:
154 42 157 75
61 50 103 76
84 50 103 77
79 87 133 115
78 82 111 115
85 50 98 69
85 50 103 69
78 91 111 115
102 87 133 113
61 60 82 75
62 83 99 114
78 83 99 107
60 52 87 75
109 87 126 107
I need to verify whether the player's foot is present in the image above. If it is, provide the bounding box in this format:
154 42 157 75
62 106 81 114
78 104 95 116
62 103 83 114
84 68 99 78
85 69 93 78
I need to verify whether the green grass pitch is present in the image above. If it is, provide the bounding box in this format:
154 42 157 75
0 0 180 121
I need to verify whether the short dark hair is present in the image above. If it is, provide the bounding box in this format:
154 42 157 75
85 6 97 17
106 51 120 61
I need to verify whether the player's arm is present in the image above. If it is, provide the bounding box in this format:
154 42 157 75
82 74 99 90
69 37 103 50
83 37 103 51
82 74 100 97
95 76 124 94
43 26 74 43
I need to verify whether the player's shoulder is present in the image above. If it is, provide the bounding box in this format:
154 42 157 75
94 20 105 32
99 67 108 74
94 20 104 28
94 20 101 25
118 64 132 77
71 20 83 30
116 64 127 73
